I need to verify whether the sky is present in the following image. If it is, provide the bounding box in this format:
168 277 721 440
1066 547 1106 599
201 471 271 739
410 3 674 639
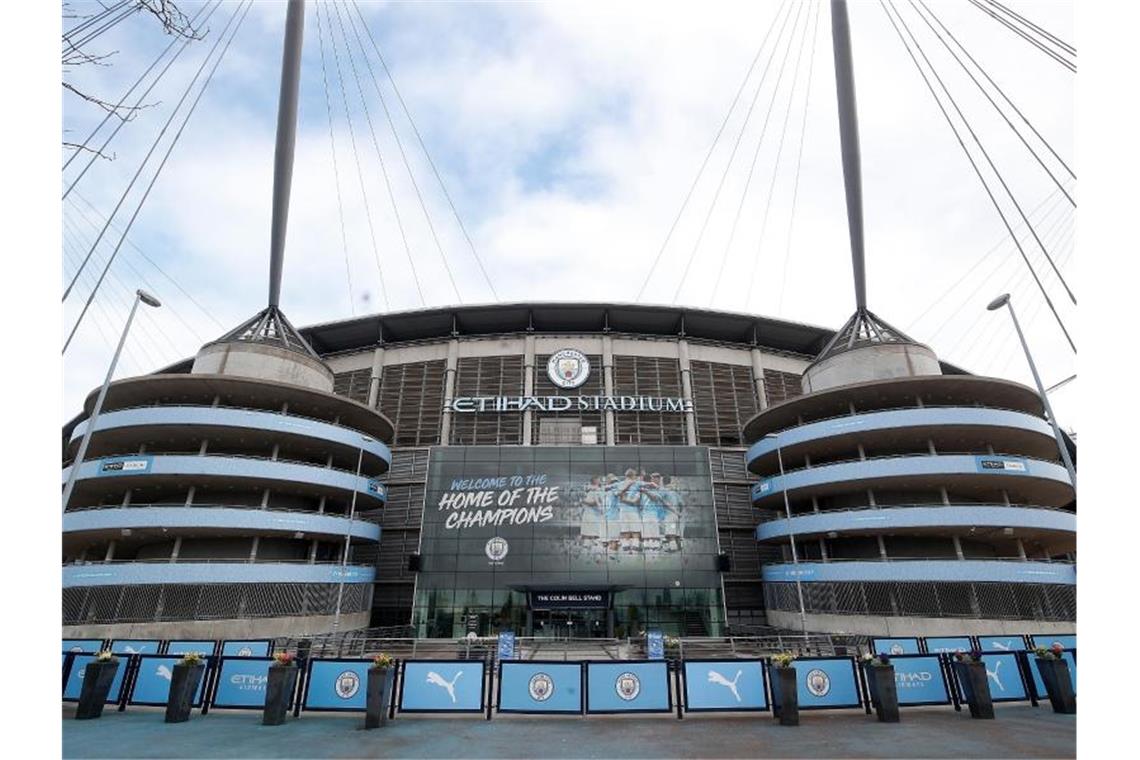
60 0 1077 428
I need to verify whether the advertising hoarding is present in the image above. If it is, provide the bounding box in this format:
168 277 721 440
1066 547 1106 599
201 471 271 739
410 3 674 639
682 660 768 712
498 661 583 714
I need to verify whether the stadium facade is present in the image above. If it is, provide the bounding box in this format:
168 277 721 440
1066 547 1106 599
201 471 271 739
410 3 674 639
62 302 1076 640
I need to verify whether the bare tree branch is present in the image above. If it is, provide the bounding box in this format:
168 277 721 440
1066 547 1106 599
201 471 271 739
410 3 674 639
137 0 206 40
63 141 116 162
62 81 157 122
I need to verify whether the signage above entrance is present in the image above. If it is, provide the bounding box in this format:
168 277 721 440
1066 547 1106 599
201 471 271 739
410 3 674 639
446 395 692 413
529 591 610 611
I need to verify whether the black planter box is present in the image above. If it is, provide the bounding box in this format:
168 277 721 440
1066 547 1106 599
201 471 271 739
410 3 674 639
772 666 799 726
953 661 995 719
863 664 900 723
1035 658 1076 714
164 662 206 723
365 668 395 729
262 665 300 726
76 659 120 720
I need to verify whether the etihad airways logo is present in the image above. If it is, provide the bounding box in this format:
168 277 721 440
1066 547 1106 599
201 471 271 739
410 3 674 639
230 673 268 690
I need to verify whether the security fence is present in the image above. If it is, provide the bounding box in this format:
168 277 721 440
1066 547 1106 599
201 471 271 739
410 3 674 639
763 580 1076 621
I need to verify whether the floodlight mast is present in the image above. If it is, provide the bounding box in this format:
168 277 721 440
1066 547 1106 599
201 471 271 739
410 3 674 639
830 0 867 311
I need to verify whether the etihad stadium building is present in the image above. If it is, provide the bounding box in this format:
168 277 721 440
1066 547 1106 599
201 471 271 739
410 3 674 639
61 302 1076 640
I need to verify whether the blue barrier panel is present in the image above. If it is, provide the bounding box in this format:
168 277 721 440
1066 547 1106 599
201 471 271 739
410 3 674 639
110 639 161 655
498 661 583 714
63 655 129 703
770 657 861 710
498 632 516 661
398 660 485 713
870 637 921 655
890 654 951 706
210 657 275 709
924 637 973 654
128 655 210 707
586 661 671 714
977 635 1026 652
1028 649 1077 699
220 640 272 658
302 659 370 712
682 659 768 712
166 640 218 656
1029 634 1076 650
62 639 104 654
951 653 1027 702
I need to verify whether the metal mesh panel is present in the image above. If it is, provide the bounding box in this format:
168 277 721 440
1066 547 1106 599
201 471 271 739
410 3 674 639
450 356 524 444
762 369 803 406
332 368 373 404
690 361 758 447
612 355 686 444
532 354 604 444
378 360 446 447
763 581 1076 621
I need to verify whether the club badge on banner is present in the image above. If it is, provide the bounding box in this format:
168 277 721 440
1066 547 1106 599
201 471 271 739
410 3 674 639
211 658 274 708
399 661 485 712
870 637 920 655
220 640 271 658
303 660 370 711
683 660 768 711
586 661 671 713
62 655 128 702
62 639 103 654
770 658 861 710
498 661 583 713
890 655 951 706
924 636 973 654
129 656 209 706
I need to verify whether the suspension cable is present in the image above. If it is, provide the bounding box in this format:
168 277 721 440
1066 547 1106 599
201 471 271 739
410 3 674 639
880 0 1075 355
966 0 1074 72
63 0 131 42
63 3 139 58
63 1 253 354
980 0 1074 55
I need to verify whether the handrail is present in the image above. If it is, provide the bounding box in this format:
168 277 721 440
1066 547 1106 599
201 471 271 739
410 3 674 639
758 502 1075 523
754 402 1044 441
68 402 380 440
64 451 382 479
62 558 374 566
64 502 371 518
754 450 1065 481
764 556 1075 564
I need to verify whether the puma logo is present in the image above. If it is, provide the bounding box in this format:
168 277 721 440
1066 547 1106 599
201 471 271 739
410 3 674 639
426 670 463 703
707 669 743 702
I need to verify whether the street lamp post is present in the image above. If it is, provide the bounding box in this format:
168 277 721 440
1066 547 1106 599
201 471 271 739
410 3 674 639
987 294 1077 491
332 434 374 633
765 432 809 637
62 289 162 511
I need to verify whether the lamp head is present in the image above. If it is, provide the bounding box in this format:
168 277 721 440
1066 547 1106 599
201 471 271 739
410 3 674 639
986 293 1010 311
137 290 162 308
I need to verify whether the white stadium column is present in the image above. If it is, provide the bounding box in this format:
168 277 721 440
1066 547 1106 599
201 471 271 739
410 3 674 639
678 339 697 446
440 338 459 445
602 335 615 445
523 334 536 446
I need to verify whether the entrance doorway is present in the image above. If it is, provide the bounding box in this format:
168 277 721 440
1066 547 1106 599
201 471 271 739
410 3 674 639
530 609 610 638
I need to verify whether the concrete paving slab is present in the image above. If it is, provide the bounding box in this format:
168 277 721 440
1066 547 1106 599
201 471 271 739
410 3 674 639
62 703 1074 759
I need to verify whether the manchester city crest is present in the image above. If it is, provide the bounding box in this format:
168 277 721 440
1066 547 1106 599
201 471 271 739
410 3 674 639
615 672 641 701
485 536 509 563
805 668 831 697
528 672 554 702
547 349 590 389
335 670 361 699
889 643 905 655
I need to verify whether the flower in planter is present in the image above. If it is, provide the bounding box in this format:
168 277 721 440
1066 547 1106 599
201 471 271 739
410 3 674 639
1034 646 1060 661
953 650 984 664
371 653 394 670
771 652 796 668
179 652 204 666
94 650 118 663
272 652 296 666
862 653 891 667
1050 642 1065 657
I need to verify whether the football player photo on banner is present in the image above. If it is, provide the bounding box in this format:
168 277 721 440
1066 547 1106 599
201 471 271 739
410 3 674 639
302 660 370 711
924 636 973 654
1029 634 1076 650
891 655 951 706
498 661 583 714
682 659 768 712
399 660 485 712
62 639 103 654
211 657 275 708
771 658 861 710
110 639 160 655
1029 650 1077 699
870 637 921 655
220 640 272 658
166 640 218 656
977 635 1026 653
128 655 210 706
586 661 671 713
955 653 1026 702
62 654 128 702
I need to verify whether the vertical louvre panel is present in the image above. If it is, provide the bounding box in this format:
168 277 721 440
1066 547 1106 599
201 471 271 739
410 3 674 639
332 368 373 404
690 361 758 447
762 368 804 406
612 355 686 444
449 356 524 444
378 360 446 447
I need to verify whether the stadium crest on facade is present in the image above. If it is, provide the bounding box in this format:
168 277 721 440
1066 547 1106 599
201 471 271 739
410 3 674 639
547 349 590 389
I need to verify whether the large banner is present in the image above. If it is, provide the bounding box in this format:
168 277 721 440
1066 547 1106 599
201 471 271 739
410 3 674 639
891 655 951 706
62 654 128 703
870 637 920 655
498 661 583 714
211 657 274 709
771 658 861 710
398 660 485 713
302 660 370 712
220 640 272 658
957 653 1027 702
128 655 210 707
415 446 721 637
683 660 768 712
586 661 671 713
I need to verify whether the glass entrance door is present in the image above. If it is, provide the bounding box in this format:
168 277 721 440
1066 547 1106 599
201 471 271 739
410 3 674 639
531 609 608 638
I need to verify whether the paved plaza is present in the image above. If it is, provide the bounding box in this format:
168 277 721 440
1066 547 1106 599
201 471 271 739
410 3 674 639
62 702 1075 759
